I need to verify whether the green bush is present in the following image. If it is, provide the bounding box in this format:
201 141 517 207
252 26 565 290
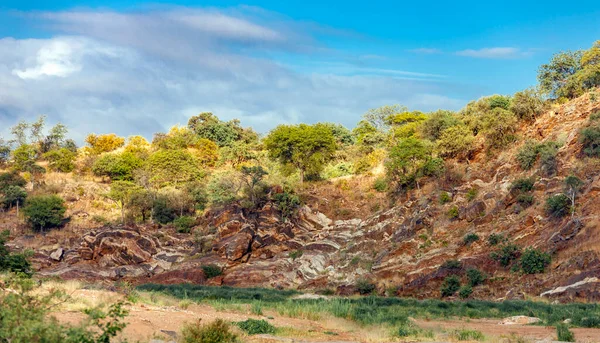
545 194 571 218
321 162 353 179
516 141 539 170
180 319 237 343
481 108 518 149
202 264 223 279
511 178 535 192
580 125 600 157
440 275 461 297
152 196 177 224
289 250 303 260
441 259 462 271
173 216 196 233
372 177 388 192
436 125 476 160
236 319 276 335
556 323 575 342
397 321 421 337
538 142 560 176
458 285 473 299
490 244 521 267
516 194 535 207
0 171 27 193
511 88 545 121
272 191 301 221
466 268 485 287
487 233 504 246
466 188 478 201
452 328 485 341
0 230 32 275
463 233 480 246
447 206 459 219
439 191 451 204
43 148 77 173
2 186 27 209
356 278 376 295
91 152 143 181
520 248 551 274
580 316 600 328
22 195 66 231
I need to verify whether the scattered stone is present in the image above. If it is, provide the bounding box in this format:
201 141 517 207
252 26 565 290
500 316 541 325
50 248 64 261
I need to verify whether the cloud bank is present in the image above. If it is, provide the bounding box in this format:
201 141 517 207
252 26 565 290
0 7 466 142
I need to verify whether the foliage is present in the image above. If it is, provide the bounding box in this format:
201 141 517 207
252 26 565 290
11 144 38 173
538 50 584 99
106 181 140 223
147 149 203 186
43 148 77 173
545 193 571 218
520 248 551 274
510 88 546 120
466 187 478 201
386 137 434 190
0 230 32 275
516 141 540 170
579 123 600 157
240 166 269 209
236 319 276 335
272 191 301 221
480 107 518 149
321 123 355 145
0 276 129 343
452 329 485 341
556 323 575 342
463 233 480 246
264 123 337 183
420 110 460 141
516 194 535 207
180 319 237 343
0 172 27 193
126 188 153 222
447 206 459 219
207 171 240 206
289 250 303 260
439 191 451 204
321 162 353 179
123 135 150 156
511 177 535 192
440 275 461 297
2 186 27 209
188 112 257 147
436 125 476 160
487 233 505 246
372 177 387 192
202 264 223 279
458 285 473 299
490 244 521 267
355 278 376 295
516 140 560 174
173 216 196 233
466 268 485 287
387 111 427 144
23 195 66 231
85 133 125 155
441 259 462 271
152 195 177 224
92 152 143 181
362 104 407 132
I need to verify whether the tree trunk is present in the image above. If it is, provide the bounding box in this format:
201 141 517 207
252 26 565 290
299 170 305 184
121 205 125 224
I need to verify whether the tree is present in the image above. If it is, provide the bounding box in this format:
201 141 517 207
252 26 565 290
0 137 11 167
419 110 460 141
481 108 518 149
106 181 140 224
92 152 144 181
240 166 268 208
147 149 203 186
362 104 407 132
127 188 153 222
264 123 337 183
85 133 125 155
545 194 571 218
43 148 77 173
564 175 583 218
386 137 432 190
2 186 27 216
23 195 66 231
538 50 584 99
187 112 257 147
387 111 427 145
11 144 37 172
0 172 26 193
321 123 355 145
124 135 150 157
511 88 546 121
436 125 476 160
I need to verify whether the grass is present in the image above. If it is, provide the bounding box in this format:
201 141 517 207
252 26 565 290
136 284 600 328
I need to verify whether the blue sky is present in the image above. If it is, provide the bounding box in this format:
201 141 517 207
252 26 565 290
1 1 599 140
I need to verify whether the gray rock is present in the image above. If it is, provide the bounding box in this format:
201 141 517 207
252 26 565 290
50 248 64 261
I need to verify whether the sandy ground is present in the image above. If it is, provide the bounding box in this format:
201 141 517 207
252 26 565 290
51 289 600 343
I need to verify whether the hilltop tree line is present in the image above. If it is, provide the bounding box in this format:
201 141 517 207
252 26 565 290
0 40 599 231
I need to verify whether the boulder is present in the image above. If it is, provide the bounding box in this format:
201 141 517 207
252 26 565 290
49 248 64 261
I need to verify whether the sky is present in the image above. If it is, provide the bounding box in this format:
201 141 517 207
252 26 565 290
1 1 599 142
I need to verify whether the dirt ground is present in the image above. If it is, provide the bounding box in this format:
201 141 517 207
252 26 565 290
52 289 600 343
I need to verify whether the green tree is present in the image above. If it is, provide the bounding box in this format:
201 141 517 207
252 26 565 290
564 175 583 218
85 133 125 155
11 144 38 172
43 148 77 173
0 172 26 193
147 149 203 186
0 137 11 167
545 194 571 218
187 112 257 147
538 50 584 99
23 195 66 231
363 104 407 132
481 108 518 149
511 88 546 121
386 137 432 190
240 166 269 209
92 152 144 181
106 181 140 224
520 248 551 274
436 125 476 160
420 110 460 141
264 123 337 183
126 188 153 222
2 186 27 216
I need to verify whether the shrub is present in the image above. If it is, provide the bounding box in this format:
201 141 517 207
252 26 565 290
201 264 223 279
0 230 32 275
556 323 575 342
322 162 353 179
173 216 196 233
511 177 535 192
289 250 303 260
452 328 485 341
148 149 204 186
580 125 600 157
466 188 478 201
491 244 521 267
0 171 27 193
441 275 461 297
420 110 460 141
92 152 143 181
538 142 560 176
520 248 551 274
436 125 476 160
356 278 376 295
372 177 388 192
180 319 237 343
463 233 479 246
458 285 473 299
43 148 77 173
487 233 504 246
439 191 451 204
272 191 301 221
447 206 459 219
516 194 535 207
2 186 27 209
466 268 485 287
516 141 539 170
545 194 571 218
152 195 177 224
580 316 600 328
236 319 276 335
397 321 421 337
441 259 462 271
510 88 545 121
481 108 518 150
23 195 66 231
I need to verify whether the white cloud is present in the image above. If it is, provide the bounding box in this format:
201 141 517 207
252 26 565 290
409 48 442 54
0 8 468 143
455 47 531 59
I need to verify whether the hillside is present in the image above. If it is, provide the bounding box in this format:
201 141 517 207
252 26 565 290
1 90 599 303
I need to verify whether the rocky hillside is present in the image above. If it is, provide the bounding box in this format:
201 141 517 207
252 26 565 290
4 92 600 302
